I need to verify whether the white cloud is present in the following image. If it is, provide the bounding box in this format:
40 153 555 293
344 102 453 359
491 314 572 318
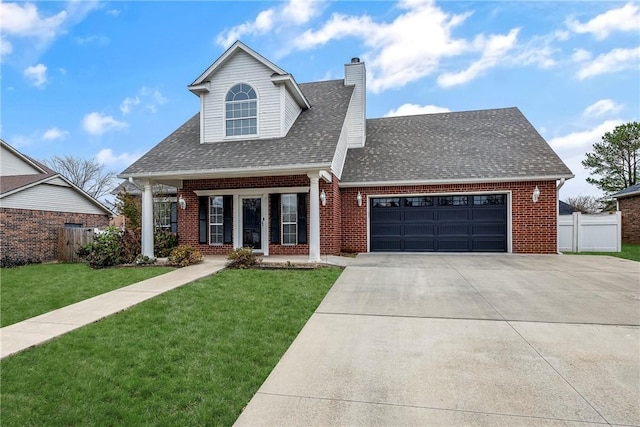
140 87 168 113
549 120 625 198
106 9 120 16
42 127 69 140
566 3 640 40
294 0 474 93
24 63 48 87
577 46 640 79
96 148 142 168
437 28 519 88
120 87 167 115
571 48 592 62
0 36 12 57
10 134 35 148
83 112 127 135
74 34 110 46
385 103 450 117
0 2 67 39
120 96 141 115
583 99 622 118
217 0 324 48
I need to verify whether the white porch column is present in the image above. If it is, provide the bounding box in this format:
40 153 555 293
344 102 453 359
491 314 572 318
308 173 321 262
141 181 155 258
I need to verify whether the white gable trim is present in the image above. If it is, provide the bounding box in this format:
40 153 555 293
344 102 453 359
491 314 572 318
190 41 287 90
271 74 310 109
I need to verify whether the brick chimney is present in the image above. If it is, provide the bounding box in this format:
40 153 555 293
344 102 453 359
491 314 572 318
344 57 366 148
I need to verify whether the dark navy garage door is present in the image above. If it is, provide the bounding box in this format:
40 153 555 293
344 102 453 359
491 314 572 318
370 195 507 252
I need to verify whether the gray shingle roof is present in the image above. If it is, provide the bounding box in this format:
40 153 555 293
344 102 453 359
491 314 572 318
612 183 640 199
120 80 353 177
341 107 573 185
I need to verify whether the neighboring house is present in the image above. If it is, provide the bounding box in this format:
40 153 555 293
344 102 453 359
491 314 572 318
111 181 178 233
612 183 640 244
120 41 573 260
559 200 579 215
0 140 112 262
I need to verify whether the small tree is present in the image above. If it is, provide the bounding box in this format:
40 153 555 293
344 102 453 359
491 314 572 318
43 155 116 199
565 195 602 214
114 190 142 229
582 122 640 194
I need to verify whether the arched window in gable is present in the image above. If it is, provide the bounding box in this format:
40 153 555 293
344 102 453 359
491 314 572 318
225 83 257 137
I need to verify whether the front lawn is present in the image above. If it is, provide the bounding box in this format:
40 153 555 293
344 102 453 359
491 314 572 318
1 263 174 327
563 243 640 262
1 268 341 426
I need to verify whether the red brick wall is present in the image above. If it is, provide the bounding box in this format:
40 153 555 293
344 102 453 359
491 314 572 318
178 177 558 256
340 181 558 254
180 174 344 256
0 208 109 262
618 195 640 244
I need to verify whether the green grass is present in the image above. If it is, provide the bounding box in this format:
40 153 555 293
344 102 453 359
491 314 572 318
1 268 341 426
563 243 640 262
0 263 174 327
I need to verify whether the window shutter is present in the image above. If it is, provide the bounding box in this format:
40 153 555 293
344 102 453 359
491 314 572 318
270 194 280 244
198 196 208 244
170 202 177 233
223 195 233 244
297 193 307 244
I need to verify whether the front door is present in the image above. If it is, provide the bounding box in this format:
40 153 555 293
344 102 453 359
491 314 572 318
242 198 262 249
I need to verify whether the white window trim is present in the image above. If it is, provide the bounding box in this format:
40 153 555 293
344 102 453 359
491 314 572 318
223 83 259 140
209 196 224 246
281 193 298 246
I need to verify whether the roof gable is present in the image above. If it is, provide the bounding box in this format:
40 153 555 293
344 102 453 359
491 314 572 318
1 140 48 176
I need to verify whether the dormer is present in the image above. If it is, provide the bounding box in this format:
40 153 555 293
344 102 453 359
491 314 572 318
188 41 310 144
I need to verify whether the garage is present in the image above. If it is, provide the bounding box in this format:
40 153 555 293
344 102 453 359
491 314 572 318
370 194 507 252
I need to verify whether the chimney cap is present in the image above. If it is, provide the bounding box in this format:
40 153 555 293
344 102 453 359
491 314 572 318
351 57 360 63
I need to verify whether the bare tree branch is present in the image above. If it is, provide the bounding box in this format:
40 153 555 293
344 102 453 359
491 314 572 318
43 155 116 200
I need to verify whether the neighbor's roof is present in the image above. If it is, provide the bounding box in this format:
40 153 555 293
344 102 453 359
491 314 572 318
120 80 353 179
111 180 177 196
341 107 573 186
611 183 640 199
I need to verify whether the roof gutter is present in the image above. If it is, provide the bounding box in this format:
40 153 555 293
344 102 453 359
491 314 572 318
339 174 575 188
118 162 334 181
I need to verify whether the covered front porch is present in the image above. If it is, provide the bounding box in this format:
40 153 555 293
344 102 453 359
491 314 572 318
137 171 333 262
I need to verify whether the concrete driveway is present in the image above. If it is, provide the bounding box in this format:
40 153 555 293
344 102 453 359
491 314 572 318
235 253 640 426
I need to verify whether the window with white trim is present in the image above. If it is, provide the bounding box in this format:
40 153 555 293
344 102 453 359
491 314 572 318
225 83 257 137
209 196 223 244
281 194 297 245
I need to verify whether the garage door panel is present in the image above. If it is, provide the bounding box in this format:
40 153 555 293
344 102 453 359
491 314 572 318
370 195 507 253
437 210 469 221
437 224 471 236
404 225 435 236
404 239 436 251
404 210 435 222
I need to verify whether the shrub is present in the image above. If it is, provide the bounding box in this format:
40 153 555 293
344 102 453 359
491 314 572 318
154 230 178 257
227 246 261 269
134 254 157 266
0 255 42 268
167 245 203 267
120 228 141 264
78 226 124 269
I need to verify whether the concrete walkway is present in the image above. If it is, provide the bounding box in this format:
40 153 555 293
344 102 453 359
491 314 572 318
0 255 353 360
235 253 640 426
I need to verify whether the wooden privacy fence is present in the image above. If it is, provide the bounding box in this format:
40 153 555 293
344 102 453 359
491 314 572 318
58 228 95 262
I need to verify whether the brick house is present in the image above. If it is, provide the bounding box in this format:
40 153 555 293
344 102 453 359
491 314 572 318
0 140 112 262
120 41 573 260
612 183 640 244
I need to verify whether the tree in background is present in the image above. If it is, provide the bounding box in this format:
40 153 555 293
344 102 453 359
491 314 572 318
43 155 116 200
582 122 640 194
565 195 602 214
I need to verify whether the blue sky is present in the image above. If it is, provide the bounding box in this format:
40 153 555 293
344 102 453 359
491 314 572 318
2 0 639 199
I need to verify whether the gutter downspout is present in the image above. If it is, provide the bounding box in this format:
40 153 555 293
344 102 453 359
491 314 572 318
556 178 565 254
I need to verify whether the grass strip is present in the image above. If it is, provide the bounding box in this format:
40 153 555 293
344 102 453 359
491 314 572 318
1 263 174 327
563 243 640 262
1 268 341 426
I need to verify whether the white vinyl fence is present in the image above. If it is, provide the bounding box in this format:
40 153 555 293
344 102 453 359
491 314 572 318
558 211 621 252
